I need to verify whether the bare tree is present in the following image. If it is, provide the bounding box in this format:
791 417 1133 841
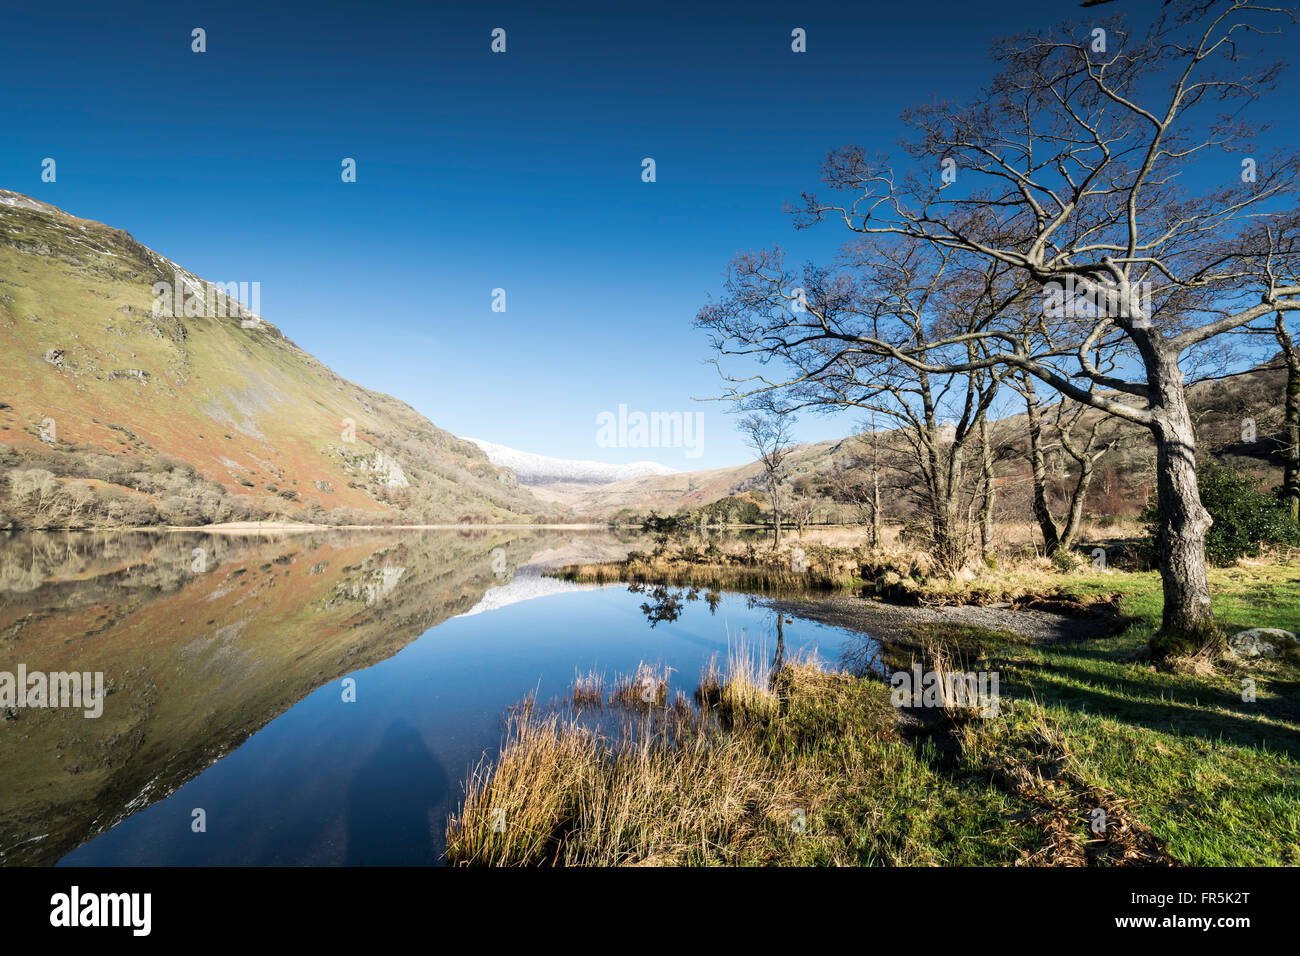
738 409 796 547
788 497 814 537
701 2 1300 648
704 242 1005 571
1009 367 1123 554
830 420 885 546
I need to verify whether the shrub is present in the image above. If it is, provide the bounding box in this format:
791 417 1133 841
1050 547 1086 572
106 496 159 526
1141 461 1300 566
158 495 204 526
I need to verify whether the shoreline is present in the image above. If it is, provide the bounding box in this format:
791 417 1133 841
1 521 617 535
767 593 1124 648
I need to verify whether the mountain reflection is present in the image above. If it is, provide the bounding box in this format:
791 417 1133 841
0 528 605 866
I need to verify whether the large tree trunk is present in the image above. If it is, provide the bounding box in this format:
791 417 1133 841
1020 373 1061 554
932 485 966 573
1278 315 1300 522
1148 350 1214 640
979 416 995 565
870 428 882 549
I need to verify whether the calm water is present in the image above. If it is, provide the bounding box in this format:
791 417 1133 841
0 529 870 866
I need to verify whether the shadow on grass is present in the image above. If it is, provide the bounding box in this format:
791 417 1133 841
999 653 1300 761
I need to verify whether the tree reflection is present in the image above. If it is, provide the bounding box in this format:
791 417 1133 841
630 584 686 627
771 612 786 685
630 583 725 627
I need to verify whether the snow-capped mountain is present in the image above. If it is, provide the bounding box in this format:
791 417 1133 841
463 438 678 486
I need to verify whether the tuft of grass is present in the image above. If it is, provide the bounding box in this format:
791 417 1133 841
448 648 1032 866
444 708 601 866
607 662 672 710
921 638 998 722
571 669 604 709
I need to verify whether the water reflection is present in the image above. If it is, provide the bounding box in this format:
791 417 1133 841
631 584 725 628
346 721 448 866
0 529 870 866
772 614 786 684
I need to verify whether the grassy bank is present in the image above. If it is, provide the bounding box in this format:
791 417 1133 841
446 654 1031 866
549 533 1130 605
554 541 876 595
448 563 1300 866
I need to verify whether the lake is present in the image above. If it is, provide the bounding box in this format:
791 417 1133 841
0 529 871 866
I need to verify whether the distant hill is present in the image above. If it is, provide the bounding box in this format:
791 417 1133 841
0 191 554 528
464 437 677 488
560 362 1295 523
560 439 841 517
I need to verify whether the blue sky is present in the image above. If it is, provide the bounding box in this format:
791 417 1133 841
5 0 1296 469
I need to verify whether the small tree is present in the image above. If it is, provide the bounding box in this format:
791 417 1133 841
829 436 884 545
1010 370 1123 555
738 409 796 547
788 497 814 537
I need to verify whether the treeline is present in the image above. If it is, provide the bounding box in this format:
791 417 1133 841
0 445 266 529
611 495 766 532
0 444 405 530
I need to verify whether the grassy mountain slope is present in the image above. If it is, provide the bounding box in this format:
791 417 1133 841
0 190 552 527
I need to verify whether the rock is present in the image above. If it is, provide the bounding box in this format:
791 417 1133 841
1227 627 1298 658
107 368 149 382
44 347 64 367
367 451 409 488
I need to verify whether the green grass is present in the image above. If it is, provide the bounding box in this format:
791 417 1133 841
910 563 1300 865
1058 562 1300 635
